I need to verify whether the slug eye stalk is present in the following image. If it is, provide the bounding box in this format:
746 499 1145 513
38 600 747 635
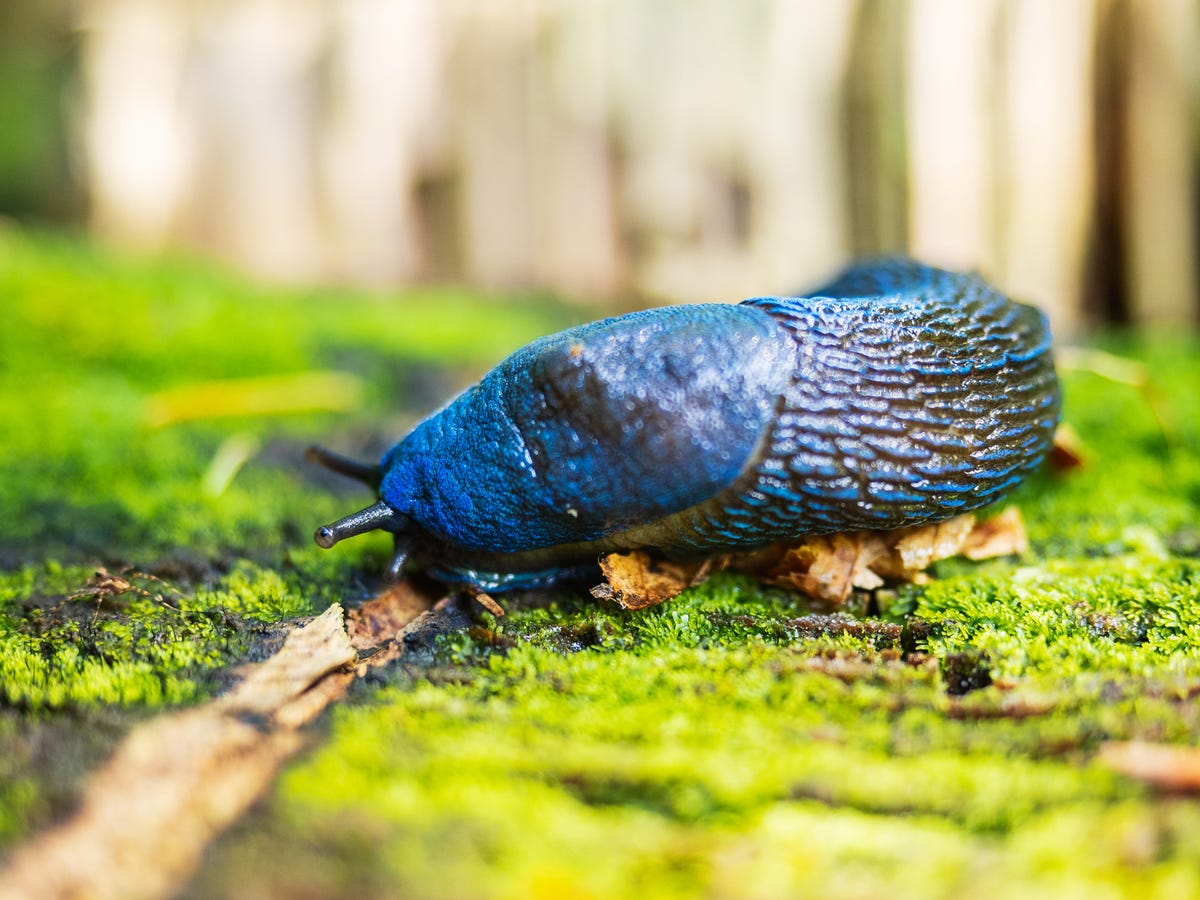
314 501 407 548
306 444 382 489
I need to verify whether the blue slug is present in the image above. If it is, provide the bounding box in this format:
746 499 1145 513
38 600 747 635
311 259 1060 591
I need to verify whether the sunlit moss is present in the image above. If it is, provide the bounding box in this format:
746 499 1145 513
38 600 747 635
0 561 320 710
201 320 1200 896
4 229 1200 896
0 228 577 848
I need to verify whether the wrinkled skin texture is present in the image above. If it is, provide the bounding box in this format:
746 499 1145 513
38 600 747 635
317 259 1061 591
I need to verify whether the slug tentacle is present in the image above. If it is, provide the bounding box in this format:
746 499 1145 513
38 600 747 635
314 501 407 548
306 444 383 489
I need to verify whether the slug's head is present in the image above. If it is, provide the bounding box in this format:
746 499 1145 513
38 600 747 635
307 445 415 581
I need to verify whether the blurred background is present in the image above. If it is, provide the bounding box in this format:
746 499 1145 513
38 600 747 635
1 0 1197 338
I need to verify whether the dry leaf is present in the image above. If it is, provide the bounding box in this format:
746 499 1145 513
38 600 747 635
591 551 716 610
735 516 978 606
1097 741 1200 793
593 510 1031 611
1049 423 1087 471
887 514 978 577
748 532 893 605
962 507 1028 560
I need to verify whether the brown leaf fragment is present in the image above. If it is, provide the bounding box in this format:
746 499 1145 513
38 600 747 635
593 511 1026 612
888 514 977 576
731 514 992 608
962 507 1028 560
748 532 893 606
346 579 440 650
592 551 716 610
1098 741 1200 793
1049 422 1088 471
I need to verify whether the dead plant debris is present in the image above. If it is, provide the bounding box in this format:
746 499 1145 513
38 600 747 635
0 586 448 900
1049 423 1088 471
346 579 440 650
1098 741 1200 793
68 566 180 613
783 613 903 648
469 590 506 617
960 507 1029 560
592 510 1028 610
591 551 717 610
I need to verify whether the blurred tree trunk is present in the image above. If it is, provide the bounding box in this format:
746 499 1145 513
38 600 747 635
841 0 909 257
63 0 1200 329
1124 0 1200 327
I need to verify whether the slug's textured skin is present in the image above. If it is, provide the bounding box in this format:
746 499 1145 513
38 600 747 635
312 259 1061 591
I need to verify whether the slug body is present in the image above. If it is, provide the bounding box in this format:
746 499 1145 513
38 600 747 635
312 259 1060 591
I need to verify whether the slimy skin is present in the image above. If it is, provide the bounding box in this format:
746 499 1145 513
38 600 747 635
311 259 1060 591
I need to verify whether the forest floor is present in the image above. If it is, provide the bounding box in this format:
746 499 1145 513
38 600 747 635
1 227 1200 899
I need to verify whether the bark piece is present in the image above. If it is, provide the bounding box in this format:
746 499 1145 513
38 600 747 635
0 605 354 900
346 579 439 650
0 590 446 900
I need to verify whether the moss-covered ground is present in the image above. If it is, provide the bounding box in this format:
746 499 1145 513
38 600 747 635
2 227 1200 897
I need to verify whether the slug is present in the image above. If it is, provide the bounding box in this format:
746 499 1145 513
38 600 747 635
310 258 1060 591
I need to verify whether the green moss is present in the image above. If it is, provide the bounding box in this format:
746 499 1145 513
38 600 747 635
5 228 1200 895
200 616 1189 898
194 319 1200 895
0 230 579 566
0 228 576 848
0 226 575 713
1017 337 1200 557
911 558 1200 683
0 705 131 848
0 561 313 710
0 762 36 847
